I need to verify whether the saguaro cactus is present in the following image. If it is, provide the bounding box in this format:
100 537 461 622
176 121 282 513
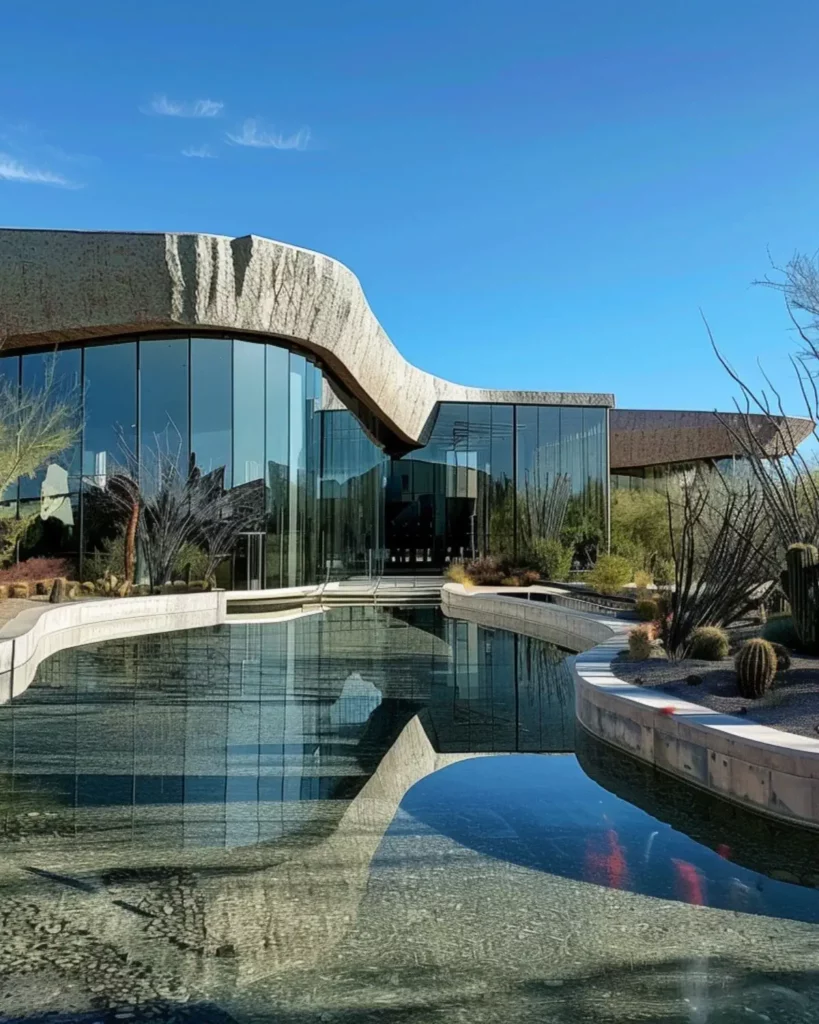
783 543 819 652
735 638 777 698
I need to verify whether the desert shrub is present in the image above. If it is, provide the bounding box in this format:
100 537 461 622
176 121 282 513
9 582 29 599
587 554 632 595
653 559 675 586
762 614 800 650
519 569 541 587
687 626 730 661
0 584 8 600
611 489 675 574
635 598 659 622
501 575 521 587
0 557 74 584
445 563 469 585
465 555 510 586
628 624 655 660
172 542 209 583
530 538 573 582
633 569 654 590
83 534 126 582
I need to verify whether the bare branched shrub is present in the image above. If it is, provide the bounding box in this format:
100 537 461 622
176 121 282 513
664 472 778 659
98 432 261 588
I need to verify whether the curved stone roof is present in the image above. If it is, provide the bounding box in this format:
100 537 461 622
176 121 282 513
610 408 814 471
0 229 613 446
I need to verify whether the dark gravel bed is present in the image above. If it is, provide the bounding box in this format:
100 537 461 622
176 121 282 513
614 651 819 739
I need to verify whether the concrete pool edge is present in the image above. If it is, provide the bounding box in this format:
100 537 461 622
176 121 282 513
442 582 819 830
0 591 232 702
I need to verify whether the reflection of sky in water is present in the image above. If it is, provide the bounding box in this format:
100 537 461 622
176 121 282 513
392 754 819 925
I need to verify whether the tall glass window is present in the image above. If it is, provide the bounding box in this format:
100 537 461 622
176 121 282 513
232 341 265 490
191 338 232 487
489 405 514 556
265 346 290 588
139 337 189 482
82 341 137 571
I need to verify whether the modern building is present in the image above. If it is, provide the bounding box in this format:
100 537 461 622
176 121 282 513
0 229 811 588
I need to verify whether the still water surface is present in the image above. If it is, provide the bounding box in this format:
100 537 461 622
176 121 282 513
0 606 818 1023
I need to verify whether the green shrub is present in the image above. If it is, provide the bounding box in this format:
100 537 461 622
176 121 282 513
635 598 659 621
687 626 730 661
84 533 126 582
628 624 655 660
587 554 632 595
501 575 521 587
530 538 573 582
633 569 653 589
653 558 675 586
762 614 800 649
735 638 776 698
172 542 209 583
445 563 469 585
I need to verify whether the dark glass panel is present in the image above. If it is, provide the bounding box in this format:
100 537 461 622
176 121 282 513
191 337 232 487
83 341 137 482
514 405 538 558
288 353 307 586
139 336 189 482
320 410 387 579
265 345 289 588
489 404 514 557
468 404 492 559
560 406 606 567
232 341 265 489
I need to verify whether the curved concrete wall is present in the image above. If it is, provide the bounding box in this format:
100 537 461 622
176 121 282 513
443 583 819 830
0 229 612 446
0 592 227 703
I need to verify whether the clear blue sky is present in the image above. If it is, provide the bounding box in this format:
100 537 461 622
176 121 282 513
2 0 819 415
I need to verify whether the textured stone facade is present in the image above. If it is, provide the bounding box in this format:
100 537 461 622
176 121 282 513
611 407 813 470
0 229 613 446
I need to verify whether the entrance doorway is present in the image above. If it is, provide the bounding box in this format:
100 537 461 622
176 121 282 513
234 532 265 590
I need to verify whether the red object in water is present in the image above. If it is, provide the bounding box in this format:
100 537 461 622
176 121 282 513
584 829 629 890
660 706 676 716
672 858 705 905
716 843 732 860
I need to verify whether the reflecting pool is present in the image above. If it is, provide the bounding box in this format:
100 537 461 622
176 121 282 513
1 607 818 1023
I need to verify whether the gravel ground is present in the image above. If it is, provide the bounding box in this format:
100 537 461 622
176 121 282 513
615 650 819 738
0 597 43 629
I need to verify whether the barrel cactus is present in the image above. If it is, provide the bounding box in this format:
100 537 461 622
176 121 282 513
735 638 777 698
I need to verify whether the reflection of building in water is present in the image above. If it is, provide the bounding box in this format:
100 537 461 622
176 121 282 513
0 608 574 851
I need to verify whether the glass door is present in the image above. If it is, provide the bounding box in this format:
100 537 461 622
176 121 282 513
235 532 265 590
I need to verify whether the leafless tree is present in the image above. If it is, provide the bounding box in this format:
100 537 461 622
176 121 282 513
100 433 261 589
0 342 81 564
664 472 778 659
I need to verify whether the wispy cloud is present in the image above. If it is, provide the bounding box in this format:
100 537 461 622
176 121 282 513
144 95 224 118
226 119 310 150
0 153 77 187
182 144 216 159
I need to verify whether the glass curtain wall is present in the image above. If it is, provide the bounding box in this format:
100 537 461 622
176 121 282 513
0 335 386 588
320 410 388 580
386 402 608 569
9 349 83 566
